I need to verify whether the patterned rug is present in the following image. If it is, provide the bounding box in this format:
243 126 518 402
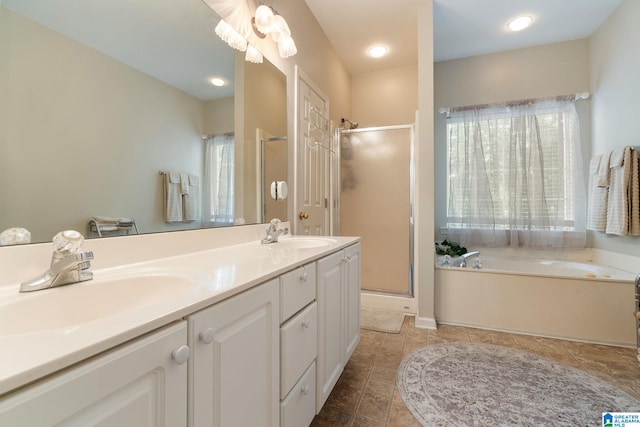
397 343 640 426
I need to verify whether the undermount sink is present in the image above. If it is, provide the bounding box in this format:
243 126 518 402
0 270 200 335
271 237 337 249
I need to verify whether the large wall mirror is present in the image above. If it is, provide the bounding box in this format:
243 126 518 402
0 0 287 245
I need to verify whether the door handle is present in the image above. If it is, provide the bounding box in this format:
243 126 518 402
299 211 309 220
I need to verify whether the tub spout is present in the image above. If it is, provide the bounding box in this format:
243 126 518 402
453 251 480 268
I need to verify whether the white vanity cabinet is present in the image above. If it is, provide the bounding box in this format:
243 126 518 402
279 263 317 427
0 321 189 427
316 243 361 411
187 279 280 427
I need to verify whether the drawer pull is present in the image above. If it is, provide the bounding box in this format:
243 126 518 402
171 345 190 365
301 319 311 328
343 254 352 263
199 328 215 344
301 384 310 395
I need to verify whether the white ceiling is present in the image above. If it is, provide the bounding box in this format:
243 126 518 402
2 0 235 101
305 0 624 75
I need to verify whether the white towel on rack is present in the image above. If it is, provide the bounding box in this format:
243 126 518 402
605 146 632 235
164 172 183 222
180 173 190 195
630 149 640 236
183 175 200 221
597 151 612 187
587 154 608 231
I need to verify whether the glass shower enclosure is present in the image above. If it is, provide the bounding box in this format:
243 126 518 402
338 125 414 296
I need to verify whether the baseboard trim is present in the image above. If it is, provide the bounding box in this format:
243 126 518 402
414 316 437 330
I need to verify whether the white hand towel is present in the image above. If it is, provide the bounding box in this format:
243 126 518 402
183 174 200 221
605 146 632 235
597 151 612 187
164 172 183 222
630 149 640 236
180 173 190 195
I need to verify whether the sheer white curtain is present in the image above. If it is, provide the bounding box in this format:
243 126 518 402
203 133 234 227
446 99 586 248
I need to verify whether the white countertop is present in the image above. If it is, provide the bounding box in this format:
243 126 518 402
0 232 360 396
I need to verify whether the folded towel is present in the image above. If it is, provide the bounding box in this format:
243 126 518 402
587 173 608 232
164 172 183 222
597 151 612 187
589 155 601 175
609 147 626 168
606 146 632 235
630 149 640 236
183 174 200 221
180 173 190 195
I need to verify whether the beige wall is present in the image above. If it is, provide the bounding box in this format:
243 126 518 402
205 96 234 134
589 0 640 256
416 0 435 326
351 65 418 127
0 8 207 242
433 39 592 242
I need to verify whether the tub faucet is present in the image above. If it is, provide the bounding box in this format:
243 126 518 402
261 219 289 244
19 230 94 292
453 251 480 268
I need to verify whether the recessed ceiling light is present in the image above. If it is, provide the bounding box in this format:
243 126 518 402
368 45 388 58
210 77 226 87
508 16 532 32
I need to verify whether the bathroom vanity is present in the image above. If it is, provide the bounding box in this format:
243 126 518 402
0 225 360 426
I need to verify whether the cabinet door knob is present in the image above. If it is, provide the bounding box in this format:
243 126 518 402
300 271 308 282
301 384 310 395
343 254 352 263
199 328 215 344
171 345 190 365
301 319 311 328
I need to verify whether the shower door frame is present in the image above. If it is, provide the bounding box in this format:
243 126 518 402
337 124 415 298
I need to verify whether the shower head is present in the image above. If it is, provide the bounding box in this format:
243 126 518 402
341 118 358 129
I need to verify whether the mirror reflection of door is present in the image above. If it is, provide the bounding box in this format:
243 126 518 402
258 129 288 222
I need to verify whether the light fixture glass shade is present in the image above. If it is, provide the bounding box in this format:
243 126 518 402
245 45 263 63
270 15 291 42
277 35 297 58
254 5 275 34
215 19 247 51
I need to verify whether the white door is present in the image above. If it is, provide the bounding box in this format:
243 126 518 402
188 279 279 427
295 66 330 235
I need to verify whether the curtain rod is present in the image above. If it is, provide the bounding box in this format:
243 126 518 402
438 92 590 115
201 131 234 140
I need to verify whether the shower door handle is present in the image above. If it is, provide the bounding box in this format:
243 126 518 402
299 211 309 220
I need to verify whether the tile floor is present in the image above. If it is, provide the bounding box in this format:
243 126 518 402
311 316 640 427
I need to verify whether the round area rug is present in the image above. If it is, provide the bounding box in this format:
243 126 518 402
397 343 640 426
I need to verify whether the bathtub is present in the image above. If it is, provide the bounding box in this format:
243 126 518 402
434 249 638 347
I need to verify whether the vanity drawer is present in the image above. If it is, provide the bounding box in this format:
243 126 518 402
280 301 317 398
280 263 316 323
280 361 316 427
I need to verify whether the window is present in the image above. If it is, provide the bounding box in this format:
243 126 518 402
204 134 235 226
445 99 586 248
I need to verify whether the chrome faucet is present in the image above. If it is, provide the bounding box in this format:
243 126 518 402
452 251 480 268
20 230 94 292
261 219 289 244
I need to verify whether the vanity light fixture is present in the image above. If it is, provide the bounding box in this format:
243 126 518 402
507 16 532 32
215 19 247 51
252 5 297 58
368 45 388 58
245 44 264 63
210 77 226 87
